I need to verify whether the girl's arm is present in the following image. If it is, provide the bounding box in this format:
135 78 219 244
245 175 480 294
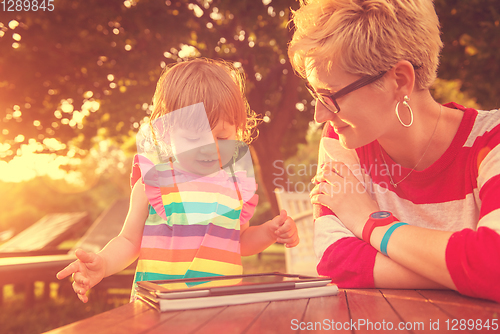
56 181 149 302
98 181 150 276
239 210 299 256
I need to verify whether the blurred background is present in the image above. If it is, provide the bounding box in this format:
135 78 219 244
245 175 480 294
0 0 498 333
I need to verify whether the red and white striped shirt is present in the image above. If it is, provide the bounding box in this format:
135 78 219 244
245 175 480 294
314 102 500 302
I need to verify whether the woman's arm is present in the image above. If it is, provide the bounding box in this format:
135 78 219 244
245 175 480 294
312 163 457 286
315 213 446 289
312 161 500 302
370 226 454 289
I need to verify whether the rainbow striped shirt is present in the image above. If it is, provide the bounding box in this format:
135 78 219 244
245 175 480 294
130 154 256 293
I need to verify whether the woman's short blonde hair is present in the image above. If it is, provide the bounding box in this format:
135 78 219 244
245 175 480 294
288 0 443 90
150 58 258 144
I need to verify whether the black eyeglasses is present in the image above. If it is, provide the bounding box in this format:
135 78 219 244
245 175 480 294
305 71 387 113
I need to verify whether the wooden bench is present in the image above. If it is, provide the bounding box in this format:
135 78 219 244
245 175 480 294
0 212 90 257
0 199 133 305
274 189 317 276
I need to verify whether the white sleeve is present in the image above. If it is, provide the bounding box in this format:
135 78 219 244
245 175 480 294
314 215 355 262
313 136 371 262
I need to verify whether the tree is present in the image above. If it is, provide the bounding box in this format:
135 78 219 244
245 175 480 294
3 0 499 217
0 0 313 214
435 0 500 109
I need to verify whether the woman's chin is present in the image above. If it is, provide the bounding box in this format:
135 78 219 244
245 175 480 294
338 134 365 150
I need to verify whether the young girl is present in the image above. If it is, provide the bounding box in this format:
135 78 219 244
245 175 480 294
57 58 299 303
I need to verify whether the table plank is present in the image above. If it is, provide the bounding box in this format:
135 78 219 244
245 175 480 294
192 301 269 334
103 304 180 334
44 301 151 334
298 291 351 333
417 290 500 334
418 290 500 313
345 289 411 334
381 289 474 334
244 298 309 334
144 306 228 334
43 289 499 334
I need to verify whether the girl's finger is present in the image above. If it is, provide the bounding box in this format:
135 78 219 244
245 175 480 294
282 232 300 248
275 217 292 234
277 229 294 239
78 293 88 303
72 281 85 295
73 272 89 287
286 236 300 248
279 227 298 243
56 261 79 280
75 249 96 264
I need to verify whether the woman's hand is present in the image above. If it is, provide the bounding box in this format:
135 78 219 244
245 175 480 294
310 161 379 238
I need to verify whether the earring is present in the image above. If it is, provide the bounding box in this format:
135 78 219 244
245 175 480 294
395 95 414 127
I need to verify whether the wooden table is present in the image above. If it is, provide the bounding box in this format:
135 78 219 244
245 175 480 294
45 289 499 333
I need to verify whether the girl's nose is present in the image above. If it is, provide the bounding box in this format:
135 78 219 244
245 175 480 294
314 102 335 123
199 142 218 155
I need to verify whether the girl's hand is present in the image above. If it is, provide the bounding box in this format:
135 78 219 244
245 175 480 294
267 209 300 248
56 249 106 303
310 161 379 238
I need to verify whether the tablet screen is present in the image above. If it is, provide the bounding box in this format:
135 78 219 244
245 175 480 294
137 273 331 297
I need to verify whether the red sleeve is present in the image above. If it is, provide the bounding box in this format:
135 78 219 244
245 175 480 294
446 226 500 303
130 154 143 188
317 236 377 288
479 175 500 218
240 193 259 225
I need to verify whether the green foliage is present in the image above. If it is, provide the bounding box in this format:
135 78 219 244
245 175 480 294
282 122 322 189
0 0 313 213
0 143 131 235
1 0 498 229
435 0 500 109
431 78 481 109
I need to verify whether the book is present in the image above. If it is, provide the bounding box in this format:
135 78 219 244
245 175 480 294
137 284 339 312
136 272 333 299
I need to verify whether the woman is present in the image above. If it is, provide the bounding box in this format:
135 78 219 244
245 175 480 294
288 0 500 302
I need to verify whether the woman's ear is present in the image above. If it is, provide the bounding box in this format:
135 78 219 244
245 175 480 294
391 60 415 98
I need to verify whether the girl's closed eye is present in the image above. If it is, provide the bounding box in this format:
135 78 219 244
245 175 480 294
184 137 200 142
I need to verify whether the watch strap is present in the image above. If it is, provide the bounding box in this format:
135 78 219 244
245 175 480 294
362 211 398 243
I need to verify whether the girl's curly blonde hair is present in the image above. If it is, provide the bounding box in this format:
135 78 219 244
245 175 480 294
150 58 259 144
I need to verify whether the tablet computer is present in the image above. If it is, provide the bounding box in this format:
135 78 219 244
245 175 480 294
136 272 332 299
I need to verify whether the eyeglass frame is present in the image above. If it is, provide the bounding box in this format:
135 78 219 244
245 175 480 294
305 71 387 114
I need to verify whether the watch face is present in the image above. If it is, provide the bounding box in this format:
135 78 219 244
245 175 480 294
371 211 391 219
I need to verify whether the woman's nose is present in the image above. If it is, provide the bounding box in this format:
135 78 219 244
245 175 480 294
314 102 335 123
